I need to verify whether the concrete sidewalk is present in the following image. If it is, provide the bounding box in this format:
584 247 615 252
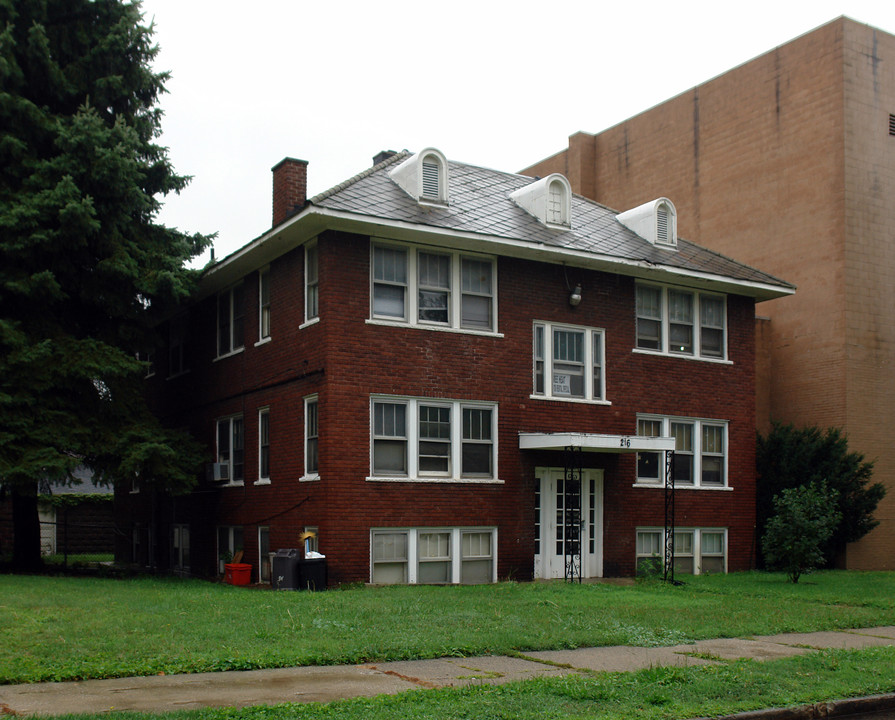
2 627 894 717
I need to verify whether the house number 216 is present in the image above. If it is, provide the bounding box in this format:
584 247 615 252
619 437 631 448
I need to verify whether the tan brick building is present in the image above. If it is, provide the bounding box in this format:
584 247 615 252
523 17 895 569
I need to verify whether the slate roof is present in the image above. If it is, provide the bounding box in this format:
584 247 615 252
309 151 792 292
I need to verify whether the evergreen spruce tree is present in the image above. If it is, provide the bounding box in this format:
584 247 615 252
0 0 212 569
756 423 885 567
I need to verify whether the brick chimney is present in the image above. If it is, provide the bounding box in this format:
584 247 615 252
271 157 308 227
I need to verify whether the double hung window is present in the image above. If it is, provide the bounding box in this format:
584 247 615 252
258 408 270 482
636 418 663 481
371 243 496 332
418 252 450 323
460 258 493 330
259 268 271 341
372 246 408 319
304 396 319 478
216 415 244 484
635 284 726 359
371 397 496 481
636 415 727 488
533 322 605 401
305 243 319 322
217 284 245 357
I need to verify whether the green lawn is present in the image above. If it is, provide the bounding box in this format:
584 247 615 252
2 571 894 686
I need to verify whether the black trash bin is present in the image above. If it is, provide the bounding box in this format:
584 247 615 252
297 558 327 590
272 548 299 590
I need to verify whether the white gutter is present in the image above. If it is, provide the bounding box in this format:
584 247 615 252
200 205 795 303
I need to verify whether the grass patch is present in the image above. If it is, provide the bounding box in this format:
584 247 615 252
46 647 895 720
1 571 894 685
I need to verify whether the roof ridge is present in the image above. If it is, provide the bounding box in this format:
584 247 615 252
309 150 411 204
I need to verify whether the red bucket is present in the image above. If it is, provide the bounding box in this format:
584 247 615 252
224 563 252 586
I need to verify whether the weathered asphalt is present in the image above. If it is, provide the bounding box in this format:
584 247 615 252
2 627 894 717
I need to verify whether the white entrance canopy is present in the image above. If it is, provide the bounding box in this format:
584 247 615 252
518 432 675 453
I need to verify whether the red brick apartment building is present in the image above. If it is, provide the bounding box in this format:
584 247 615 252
521 17 895 570
118 148 792 584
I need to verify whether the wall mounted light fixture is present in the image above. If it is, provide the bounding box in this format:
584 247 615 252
569 284 582 307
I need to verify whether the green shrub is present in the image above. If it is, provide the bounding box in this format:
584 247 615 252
763 483 841 583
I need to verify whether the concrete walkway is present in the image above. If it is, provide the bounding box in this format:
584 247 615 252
2 627 895 717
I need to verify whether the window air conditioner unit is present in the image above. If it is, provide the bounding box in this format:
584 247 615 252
212 462 230 482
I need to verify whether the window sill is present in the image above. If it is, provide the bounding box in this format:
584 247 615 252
299 474 320 483
166 369 191 381
632 482 733 491
366 319 503 338
218 481 245 488
367 476 505 485
214 347 245 363
254 337 271 348
632 348 732 365
299 317 320 330
254 478 271 486
530 395 611 406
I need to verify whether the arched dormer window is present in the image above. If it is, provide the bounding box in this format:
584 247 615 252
617 197 677 248
509 173 571 228
389 148 449 205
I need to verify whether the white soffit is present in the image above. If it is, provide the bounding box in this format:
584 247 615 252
518 432 676 453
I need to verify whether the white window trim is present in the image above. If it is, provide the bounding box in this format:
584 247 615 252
634 283 729 362
304 241 319 325
216 284 245 360
255 407 270 485
370 527 497 584
216 415 245 487
531 321 609 404
256 266 271 347
368 241 500 336
301 394 319 482
368 395 502 484
636 527 728 575
634 415 731 489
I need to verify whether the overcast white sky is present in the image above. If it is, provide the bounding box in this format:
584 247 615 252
137 0 895 265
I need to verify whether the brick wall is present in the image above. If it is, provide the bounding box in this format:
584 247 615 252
135 226 757 582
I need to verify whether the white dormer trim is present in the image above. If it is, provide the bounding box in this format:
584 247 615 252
509 173 572 228
617 197 677 248
388 148 449 205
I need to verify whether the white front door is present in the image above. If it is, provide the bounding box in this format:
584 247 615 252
534 467 603 579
